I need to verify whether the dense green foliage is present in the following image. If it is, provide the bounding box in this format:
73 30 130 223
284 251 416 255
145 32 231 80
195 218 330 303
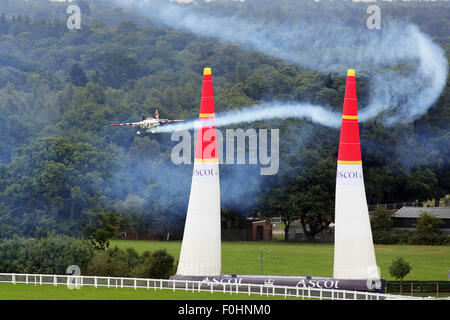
0 236 176 278
0 0 448 243
85 246 176 279
0 235 94 274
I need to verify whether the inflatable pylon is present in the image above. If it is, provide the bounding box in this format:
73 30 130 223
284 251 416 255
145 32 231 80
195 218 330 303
333 69 380 281
176 68 221 276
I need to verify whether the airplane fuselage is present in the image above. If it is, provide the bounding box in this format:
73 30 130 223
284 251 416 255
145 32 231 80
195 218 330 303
138 118 161 130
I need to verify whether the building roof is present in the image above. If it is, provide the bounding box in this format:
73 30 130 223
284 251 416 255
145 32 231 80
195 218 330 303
394 207 450 219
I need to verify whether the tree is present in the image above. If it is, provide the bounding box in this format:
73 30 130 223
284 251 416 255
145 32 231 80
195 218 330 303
2 137 114 228
295 186 334 241
370 208 400 244
117 21 138 33
412 211 445 245
70 64 88 87
388 257 412 293
21 210 57 238
94 51 141 89
0 236 94 274
84 210 122 250
259 187 296 241
415 211 444 234
269 156 335 241
144 249 176 279
370 208 394 232
86 250 129 277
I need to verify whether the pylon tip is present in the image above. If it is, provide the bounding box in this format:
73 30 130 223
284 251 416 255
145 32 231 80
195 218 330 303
204 67 212 76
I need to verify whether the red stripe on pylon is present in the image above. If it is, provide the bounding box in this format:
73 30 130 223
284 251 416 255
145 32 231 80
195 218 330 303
337 69 362 163
195 68 218 162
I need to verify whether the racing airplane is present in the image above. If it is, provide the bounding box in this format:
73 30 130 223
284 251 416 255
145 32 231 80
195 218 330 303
110 110 183 135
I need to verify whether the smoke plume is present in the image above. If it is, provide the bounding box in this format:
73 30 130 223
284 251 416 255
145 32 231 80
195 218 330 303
152 101 341 133
111 0 448 127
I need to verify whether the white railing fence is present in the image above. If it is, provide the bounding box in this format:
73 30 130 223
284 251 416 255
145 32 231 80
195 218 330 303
0 273 436 300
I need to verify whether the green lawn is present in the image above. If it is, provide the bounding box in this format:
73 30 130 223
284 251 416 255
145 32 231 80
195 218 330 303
0 283 299 300
110 240 450 281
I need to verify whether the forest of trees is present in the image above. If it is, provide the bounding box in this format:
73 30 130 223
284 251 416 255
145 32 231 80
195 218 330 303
0 0 448 244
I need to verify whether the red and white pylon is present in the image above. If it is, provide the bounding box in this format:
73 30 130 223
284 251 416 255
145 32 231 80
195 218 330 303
176 68 221 276
333 69 380 281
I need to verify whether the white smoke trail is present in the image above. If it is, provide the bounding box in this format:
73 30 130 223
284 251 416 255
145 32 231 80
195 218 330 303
358 23 448 124
113 0 448 127
151 101 341 133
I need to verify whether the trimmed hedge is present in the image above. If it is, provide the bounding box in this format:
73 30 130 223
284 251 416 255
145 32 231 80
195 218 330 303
387 281 450 293
373 230 450 245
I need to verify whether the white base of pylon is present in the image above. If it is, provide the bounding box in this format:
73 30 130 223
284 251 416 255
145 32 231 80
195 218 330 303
176 162 221 276
333 164 379 281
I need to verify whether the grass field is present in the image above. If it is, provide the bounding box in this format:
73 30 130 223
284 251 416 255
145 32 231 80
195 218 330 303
0 282 299 300
0 240 448 300
110 240 450 281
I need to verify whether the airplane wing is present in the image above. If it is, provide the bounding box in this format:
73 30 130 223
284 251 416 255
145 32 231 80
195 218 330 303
110 122 141 127
158 119 184 123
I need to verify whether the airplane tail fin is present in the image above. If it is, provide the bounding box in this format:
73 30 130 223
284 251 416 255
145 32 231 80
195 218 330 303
155 109 159 120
